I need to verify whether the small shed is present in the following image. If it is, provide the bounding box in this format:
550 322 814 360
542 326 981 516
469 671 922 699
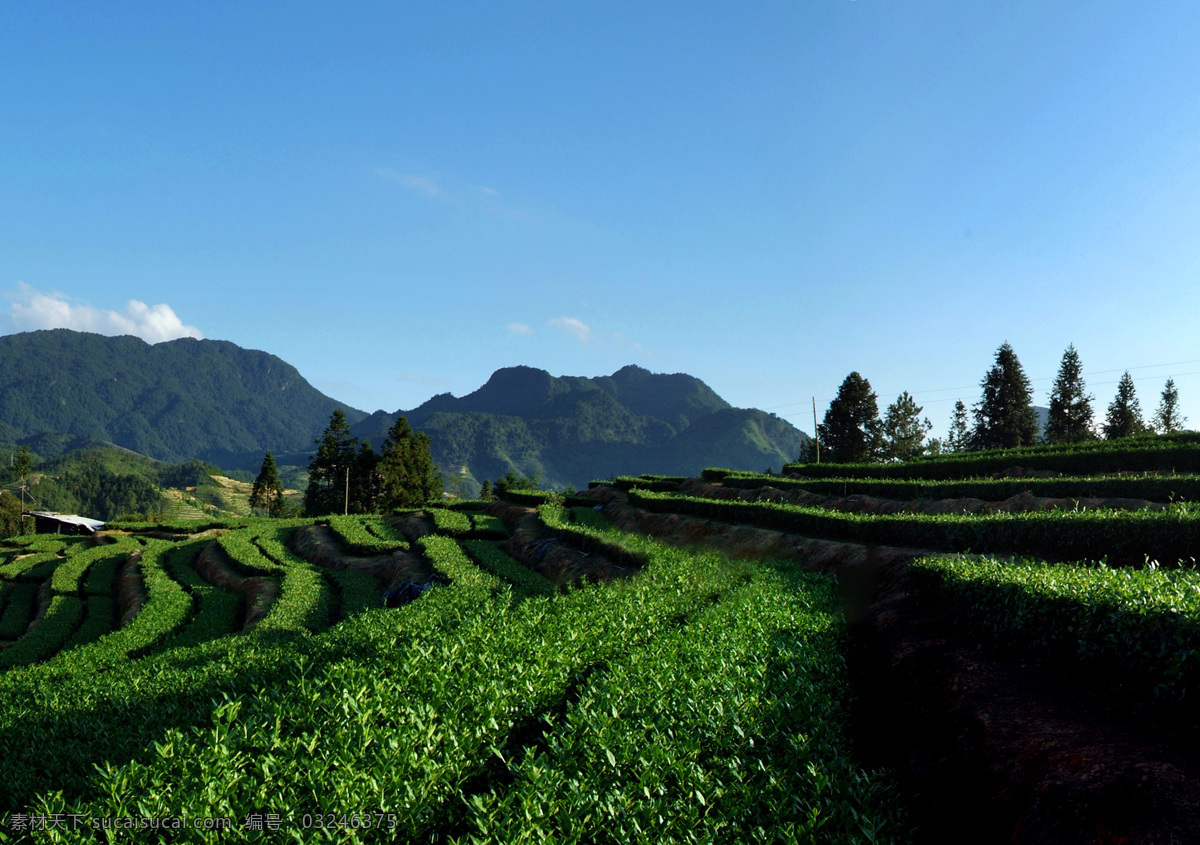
29 511 106 536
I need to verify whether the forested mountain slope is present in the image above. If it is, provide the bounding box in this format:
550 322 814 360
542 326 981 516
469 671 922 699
0 333 805 491
352 365 807 491
0 329 363 463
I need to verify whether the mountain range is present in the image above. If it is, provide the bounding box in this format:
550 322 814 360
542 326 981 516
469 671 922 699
350 365 807 492
0 330 807 491
0 329 364 465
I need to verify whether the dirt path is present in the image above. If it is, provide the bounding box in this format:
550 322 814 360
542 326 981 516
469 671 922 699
115 551 146 628
486 501 635 587
288 525 429 589
389 513 437 544
192 542 279 633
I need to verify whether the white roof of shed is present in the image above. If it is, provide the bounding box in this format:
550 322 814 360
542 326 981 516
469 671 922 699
29 511 107 531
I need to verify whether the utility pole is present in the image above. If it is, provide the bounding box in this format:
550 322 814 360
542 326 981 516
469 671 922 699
344 466 350 516
812 396 820 464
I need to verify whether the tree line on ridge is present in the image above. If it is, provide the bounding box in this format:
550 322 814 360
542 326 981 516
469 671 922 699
804 342 1188 464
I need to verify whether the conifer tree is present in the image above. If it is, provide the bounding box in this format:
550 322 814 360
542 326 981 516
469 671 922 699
1044 344 1095 444
1103 372 1147 439
817 372 881 463
0 491 22 539
946 400 970 453
1153 378 1187 434
305 410 359 516
377 416 443 509
970 342 1039 450
351 441 382 513
479 478 494 501
250 451 285 516
881 391 932 461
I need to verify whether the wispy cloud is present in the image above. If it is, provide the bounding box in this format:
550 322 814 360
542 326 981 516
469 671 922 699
5 282 203 343
507 322 535 336
549 316 596 344
374 168 446 198
613 332 648 354
375 165 537 221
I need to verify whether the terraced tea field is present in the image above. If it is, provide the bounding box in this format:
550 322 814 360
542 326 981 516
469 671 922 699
0 504 900 842
5 432 1200 842
595 432 1200 842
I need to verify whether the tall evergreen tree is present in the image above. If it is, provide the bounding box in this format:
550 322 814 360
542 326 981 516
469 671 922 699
796 437 818 464
305 410 359 516
1153 378 1187 434
946 400 970 453
351 441 382 514
0 491 22 539
478 478 494 501
377 416 443 509
250 451 285 516
1044 344 1095 444
881 391 932 461
1103 372 1147 440
970 342 1039 450
817 372 881 463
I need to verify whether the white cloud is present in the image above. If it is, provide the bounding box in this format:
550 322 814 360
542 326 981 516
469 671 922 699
6 282 203 343
507 322 535 336
480 186 500 197
549 316 595 344
375 168 445 197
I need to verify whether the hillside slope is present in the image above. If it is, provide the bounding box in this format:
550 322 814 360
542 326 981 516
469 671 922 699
0 329 364 463
352 365 807 491
0 333 806 491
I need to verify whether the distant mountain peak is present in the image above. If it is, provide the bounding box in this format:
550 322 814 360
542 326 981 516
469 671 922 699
611 364 652 378
352 364 805 492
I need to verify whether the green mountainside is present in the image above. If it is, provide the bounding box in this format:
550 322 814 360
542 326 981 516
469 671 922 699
0 329 364 464
352 365 808 492
0 332 807 497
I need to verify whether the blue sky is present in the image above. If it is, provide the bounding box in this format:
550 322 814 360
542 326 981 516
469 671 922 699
4 1 1200 440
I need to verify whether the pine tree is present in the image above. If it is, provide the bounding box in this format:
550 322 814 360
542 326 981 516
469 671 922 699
0 491 22 539
970 342 1039 450
351 441 382 513
817 372 881 463
1153 378 1187 434
377 416 443 509
1044 344 1095 444
478 478 494 501
305 410 359 516
1103 372 1147 439
250 451 285 516
881 391 932 461
946 400 970 453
